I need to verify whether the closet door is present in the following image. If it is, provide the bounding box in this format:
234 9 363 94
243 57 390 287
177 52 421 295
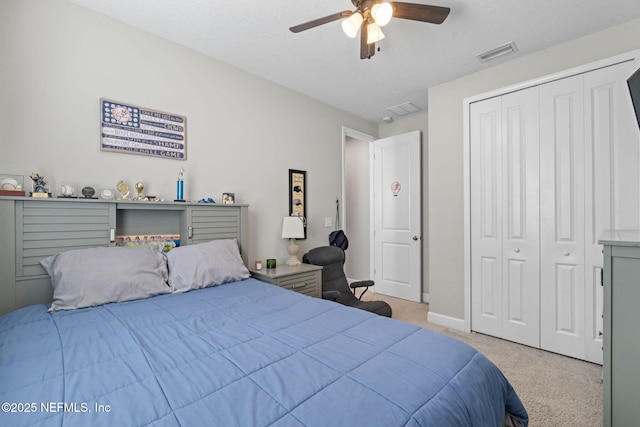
470 97 503 338
539 75 587 360
501 88 540 346
471 88 540 347
583 60 640 364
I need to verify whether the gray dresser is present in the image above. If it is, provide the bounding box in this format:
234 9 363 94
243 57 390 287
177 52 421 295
599 231 640 427
0 197 248 316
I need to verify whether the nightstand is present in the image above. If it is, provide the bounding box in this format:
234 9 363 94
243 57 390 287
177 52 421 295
250 264 322 298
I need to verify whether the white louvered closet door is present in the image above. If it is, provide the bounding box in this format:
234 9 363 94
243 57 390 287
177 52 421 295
471 87 540 347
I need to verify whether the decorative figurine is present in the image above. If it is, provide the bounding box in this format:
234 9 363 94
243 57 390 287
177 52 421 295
30 173 51 198
176 167 185 202
116 181 130 200
135 182 144 200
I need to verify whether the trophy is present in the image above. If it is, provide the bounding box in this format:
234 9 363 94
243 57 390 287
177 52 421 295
30 173 51 198
135 182 144 200
175 167 185 202
116 181 130 200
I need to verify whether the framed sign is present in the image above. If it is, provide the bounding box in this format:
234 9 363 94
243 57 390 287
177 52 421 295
289 169 306 239
100 98 186 160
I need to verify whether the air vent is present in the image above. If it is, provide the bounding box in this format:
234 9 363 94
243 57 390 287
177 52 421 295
476 41 518 62
386 102 422 117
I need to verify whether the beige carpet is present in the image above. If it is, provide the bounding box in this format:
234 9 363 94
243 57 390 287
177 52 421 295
360 292 603 427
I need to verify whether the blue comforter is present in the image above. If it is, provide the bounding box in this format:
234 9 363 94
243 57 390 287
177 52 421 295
0 279 527 426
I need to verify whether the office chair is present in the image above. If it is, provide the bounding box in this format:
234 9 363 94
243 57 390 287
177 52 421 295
303 246 392 317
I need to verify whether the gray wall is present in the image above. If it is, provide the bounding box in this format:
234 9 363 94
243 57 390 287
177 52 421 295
427 18 640 320
344 136 371 281
0 0 376 267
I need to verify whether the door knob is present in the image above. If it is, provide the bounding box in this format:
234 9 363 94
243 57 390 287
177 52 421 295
514 248 520 253
563 251 570 256
412 236 419 241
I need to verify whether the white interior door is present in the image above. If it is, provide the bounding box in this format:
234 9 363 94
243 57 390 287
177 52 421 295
470 88 540 347
500 88 541 346
467 54 640 364
583 60 639 364
373 130 421 302
470 97 503 337
539 74 587 360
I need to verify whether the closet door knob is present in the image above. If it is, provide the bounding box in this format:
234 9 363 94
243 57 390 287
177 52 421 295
412 236 419 241
564 251 570 256
514 248 520 253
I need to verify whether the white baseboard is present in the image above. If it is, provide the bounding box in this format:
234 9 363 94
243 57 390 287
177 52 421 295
422 293 429 303
427 311 468 332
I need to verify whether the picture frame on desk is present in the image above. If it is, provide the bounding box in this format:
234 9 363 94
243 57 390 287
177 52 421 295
222 193 235 204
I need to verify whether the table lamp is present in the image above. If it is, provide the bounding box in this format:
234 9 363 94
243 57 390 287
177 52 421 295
282 216 305 266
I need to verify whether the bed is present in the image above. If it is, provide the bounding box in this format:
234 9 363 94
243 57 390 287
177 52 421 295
0 239 527 427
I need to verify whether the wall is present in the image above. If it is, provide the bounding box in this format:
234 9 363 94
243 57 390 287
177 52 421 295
428 18 640 322
379 112 429 300
344 136 371 281
0 0 376 266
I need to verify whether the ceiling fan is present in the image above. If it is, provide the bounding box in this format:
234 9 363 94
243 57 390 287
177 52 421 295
289 0 450 60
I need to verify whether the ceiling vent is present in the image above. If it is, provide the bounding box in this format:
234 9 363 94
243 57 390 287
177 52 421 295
386 102 422 117
476 41 518 62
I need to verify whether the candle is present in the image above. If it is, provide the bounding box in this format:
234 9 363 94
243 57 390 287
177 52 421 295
266 259 276 269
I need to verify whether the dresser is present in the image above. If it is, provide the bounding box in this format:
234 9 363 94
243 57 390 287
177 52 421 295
0 197 248 316
599 231 640 427
250 264 322 298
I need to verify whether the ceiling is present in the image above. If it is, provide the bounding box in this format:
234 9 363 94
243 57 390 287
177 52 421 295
69 0 640 123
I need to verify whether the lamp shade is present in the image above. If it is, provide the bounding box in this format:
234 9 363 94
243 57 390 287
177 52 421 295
282 216 305 239
342 12 363 38
366 22 385 44
371 2 393 26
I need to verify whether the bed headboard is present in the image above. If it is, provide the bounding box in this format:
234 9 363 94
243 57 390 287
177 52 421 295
0 198 249 316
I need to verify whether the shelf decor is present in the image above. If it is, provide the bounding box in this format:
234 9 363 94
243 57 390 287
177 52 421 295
115 234 181 253
0 174 25 197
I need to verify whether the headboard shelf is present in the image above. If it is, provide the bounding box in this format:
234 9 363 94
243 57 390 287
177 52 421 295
0 197 248 316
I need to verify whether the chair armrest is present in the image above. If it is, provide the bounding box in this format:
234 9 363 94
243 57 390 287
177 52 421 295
322 290 341 301
350 280 374 300
349 280 374 289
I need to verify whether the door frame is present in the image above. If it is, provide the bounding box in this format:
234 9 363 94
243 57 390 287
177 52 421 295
341 126 376 283
463 50 640 333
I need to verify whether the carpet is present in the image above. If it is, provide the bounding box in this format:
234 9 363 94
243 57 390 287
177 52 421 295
361 292 603 427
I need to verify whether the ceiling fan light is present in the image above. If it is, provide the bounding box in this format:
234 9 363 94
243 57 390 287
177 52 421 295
366 22 385 44
342 12 363 38
371 2 393 26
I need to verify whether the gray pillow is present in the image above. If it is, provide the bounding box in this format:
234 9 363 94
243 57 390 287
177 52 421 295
41 245 171 312
166 239 249 292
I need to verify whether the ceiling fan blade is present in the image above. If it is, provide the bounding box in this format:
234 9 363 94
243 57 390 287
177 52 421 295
360 24 376 60
390 2 450 24
289 10 353 33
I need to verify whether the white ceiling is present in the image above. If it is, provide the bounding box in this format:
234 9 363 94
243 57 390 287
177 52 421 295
69 0 640 123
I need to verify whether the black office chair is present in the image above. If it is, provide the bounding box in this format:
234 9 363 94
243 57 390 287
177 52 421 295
303 246 392 317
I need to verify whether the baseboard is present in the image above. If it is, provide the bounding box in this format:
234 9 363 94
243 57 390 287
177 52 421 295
422 293 429 303
427 311 467 332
